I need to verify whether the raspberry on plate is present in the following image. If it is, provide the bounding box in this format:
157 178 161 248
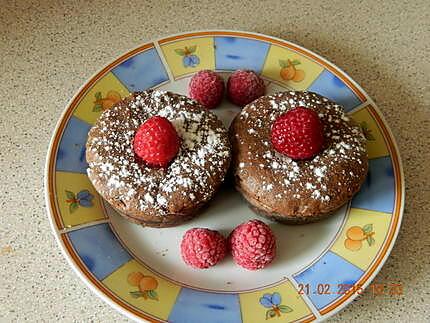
181 228 227 269
229 219 276 270
227 70 265 107
188 70 224 109
271 107 324 160
133 116 180 168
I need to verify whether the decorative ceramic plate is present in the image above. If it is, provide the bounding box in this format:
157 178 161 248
45 30 404 322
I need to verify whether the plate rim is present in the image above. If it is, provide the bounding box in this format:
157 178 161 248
44 29 405 323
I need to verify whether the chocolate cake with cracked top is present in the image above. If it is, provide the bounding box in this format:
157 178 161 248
230 91 368 224
86 90 231 227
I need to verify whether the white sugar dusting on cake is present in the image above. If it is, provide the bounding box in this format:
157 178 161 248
235 91 367 202
86 90 231 216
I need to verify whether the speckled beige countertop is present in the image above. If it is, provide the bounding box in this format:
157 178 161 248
1 0 429 322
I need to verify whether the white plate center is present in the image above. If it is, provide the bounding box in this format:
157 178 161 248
108 186 347 293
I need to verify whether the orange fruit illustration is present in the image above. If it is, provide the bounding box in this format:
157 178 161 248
100 99 116 110
292 69 305 82
346 226 366 241
344 238 362 251
93 90 121 111
280 65 296 80
106 90 121 102
139 276 158 292
127 272 144 286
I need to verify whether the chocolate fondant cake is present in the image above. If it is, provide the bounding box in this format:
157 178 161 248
86 90 231 227
230 91 368 224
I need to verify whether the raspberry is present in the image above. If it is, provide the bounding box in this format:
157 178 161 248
271 107 324 160
133 116 180 168
188 70 224 109
227 70 265 107
229 220 276 270
181 228 227 269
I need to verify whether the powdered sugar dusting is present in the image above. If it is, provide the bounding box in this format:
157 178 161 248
233 91 368 205
86 90 231 217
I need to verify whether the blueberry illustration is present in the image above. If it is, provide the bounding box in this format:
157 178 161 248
260 294 273 308
183 55 200 67
260 292 282 308
271 292 281 306
77 189 94 207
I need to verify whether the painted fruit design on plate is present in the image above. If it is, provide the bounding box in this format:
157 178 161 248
65 189 94 213
344 224 375 251
175 45 200 68
259 292 293 320
93 90 122 112
127 272 159 301
360 121 376 141
279 59 305 82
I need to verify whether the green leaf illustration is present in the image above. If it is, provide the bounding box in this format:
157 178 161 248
129 291 145 298
367 236 376 246
362 224 373 234
266 309 276 320
360 122 376 141
94 91 102 100
364 130 374 140
65 190 75 200
69 202 79 213
174 48 186 56
92 104 103 112
147 289 158 300
279 59 287 68
188 45 197 53
278 305 293 313
291 59 301 65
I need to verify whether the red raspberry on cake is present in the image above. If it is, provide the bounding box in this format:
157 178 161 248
133 116 180 168
181 228 227 269
229 219 276 270
227 70 265 107
188 70 224 109
271 107 324 160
